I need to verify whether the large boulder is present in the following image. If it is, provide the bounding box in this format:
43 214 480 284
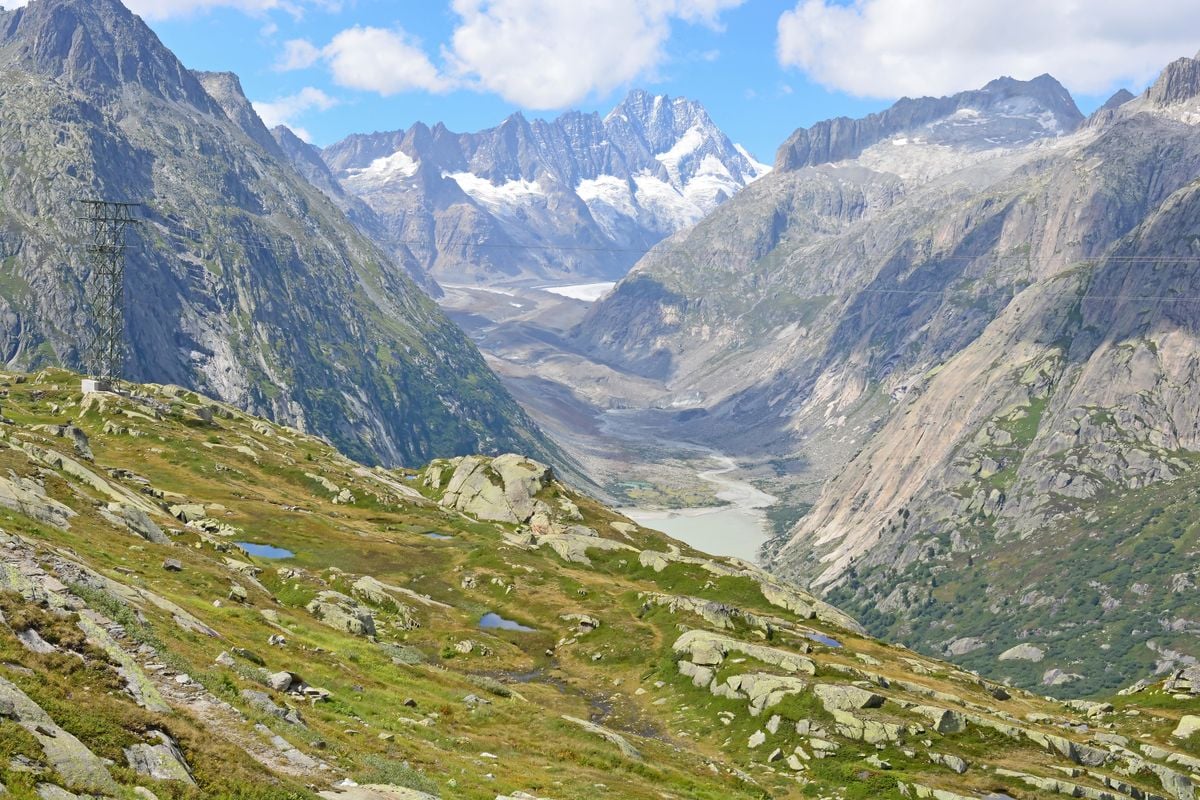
306 591 376 637
1174 715 1200 739
813 683 885 712
102 502 169 544
998 643 1045 662
0 473 76 530
436 454 552 523
124 730 196 785
350 576 420 629
0 676 119 794
673 630 816 675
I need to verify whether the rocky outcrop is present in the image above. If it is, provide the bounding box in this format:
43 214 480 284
124 730 196 784
0 472 75 529
812 683 885 711
433 454 552 523
1146 55 1200 106
673 629 816 675
350 576 420 629
0 675 120 794
998 644 1045 662
775 74 1081 171
306 591 376 637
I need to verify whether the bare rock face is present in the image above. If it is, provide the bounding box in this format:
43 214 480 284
1145 56 1200 106
0 473 76 529
124 730 196 785
434 454 552 523
775 74 1082 171
998 644 1045 663
0 675 120 794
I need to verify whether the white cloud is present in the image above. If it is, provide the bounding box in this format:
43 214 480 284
127 0 297 20
322 26 451 94
252 86 338 135
275 38 321 71
0 0 339 21
445 0 745 109
777 0 1200 99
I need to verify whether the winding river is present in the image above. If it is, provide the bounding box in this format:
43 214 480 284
619 454 777 564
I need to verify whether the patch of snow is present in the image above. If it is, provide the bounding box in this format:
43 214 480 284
540 282 616 302
682 154 741 208
735 144 772 178
577 175 637 217
655 125 705 185
445 171 545 214
577 175 639 237
440 283 516 297
344 149 419 187
632 172 704 230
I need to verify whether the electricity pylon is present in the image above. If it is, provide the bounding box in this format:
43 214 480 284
76 200 141 382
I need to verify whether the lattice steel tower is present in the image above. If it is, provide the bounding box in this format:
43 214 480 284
76 200 141 382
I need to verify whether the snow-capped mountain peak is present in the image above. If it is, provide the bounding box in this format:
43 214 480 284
322 90 768 284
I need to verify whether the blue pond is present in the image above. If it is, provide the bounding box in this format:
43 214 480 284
423 532 454 540
806 632 842 648
237 542 295 559
479 612 536 632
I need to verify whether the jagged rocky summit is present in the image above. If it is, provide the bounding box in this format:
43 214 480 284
318 90 769 284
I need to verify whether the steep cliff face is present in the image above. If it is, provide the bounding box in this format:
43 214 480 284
0 0 543 467
321 91 769 284
775 75 1083 171
573 64 1200 693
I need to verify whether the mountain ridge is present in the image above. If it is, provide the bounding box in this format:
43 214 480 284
775 73 1082 171
0 0 546 468
570 59 1200 695
318 90 769 284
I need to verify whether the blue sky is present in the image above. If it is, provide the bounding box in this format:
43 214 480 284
104 1 1200 160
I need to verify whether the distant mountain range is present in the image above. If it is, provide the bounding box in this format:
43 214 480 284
573 64 1200 695
315 91 769 285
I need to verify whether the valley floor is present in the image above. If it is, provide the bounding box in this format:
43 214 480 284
438 282 795 563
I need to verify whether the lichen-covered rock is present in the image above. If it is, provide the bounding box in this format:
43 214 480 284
102 502 169 544
306 591 376 637
0 675 119 794
912 705 966 734
673 629 816 675
169 503 207 523
0 473 76 529
998 643 1045 662
1174 715 1200 739
350 576 420 629
437 454 552 523
714 673 809 715
241 690 304 726
124 730 196 784
813 683 885 712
